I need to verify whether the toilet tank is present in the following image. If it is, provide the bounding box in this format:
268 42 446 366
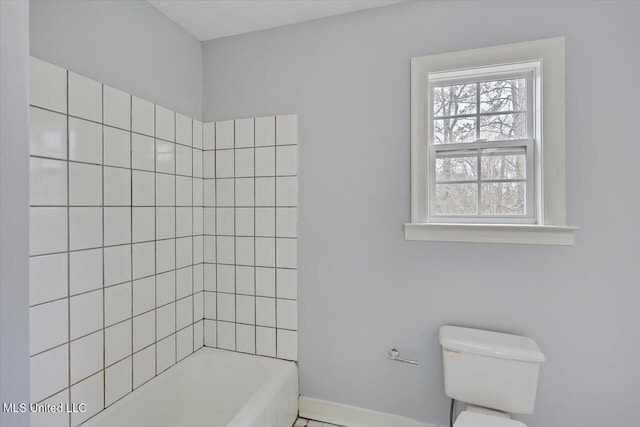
439 326 545 415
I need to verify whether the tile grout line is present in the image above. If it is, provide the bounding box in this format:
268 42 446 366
129 93 134 393
66 69 72 427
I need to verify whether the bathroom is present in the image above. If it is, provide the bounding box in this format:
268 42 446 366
1 1 639 427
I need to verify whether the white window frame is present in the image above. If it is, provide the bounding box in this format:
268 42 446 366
406 37 577 245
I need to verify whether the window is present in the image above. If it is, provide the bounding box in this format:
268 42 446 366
406 38 576 245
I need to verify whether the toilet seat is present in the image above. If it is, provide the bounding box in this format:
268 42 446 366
454 411 527 427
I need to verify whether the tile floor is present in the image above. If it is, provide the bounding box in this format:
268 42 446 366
294 417 344 427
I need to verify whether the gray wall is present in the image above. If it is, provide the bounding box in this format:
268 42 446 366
0 1 31 426
30 0 203 119
203 1 640 426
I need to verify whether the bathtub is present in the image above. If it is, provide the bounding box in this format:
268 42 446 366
83 348 298 427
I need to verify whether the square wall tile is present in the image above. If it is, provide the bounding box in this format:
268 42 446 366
255 237 275 267
68 207 101 251
255 178 275 206
104 207 131 246
235 118 254 148
29 107 67 159
31 390 69 427
236 324 255 354
132 96 154 137
30 253 68 306
235 148 254 177
255 208 275 237
70 289 103 340
156 207 176 240
236 295 255 325
69 162 102 206
133 207 155 243
30 345 68 403
30 299 68 355
276 329 297 361
256 327 276 357
177 297 192 330
256 268 276 297
255 116 275 147
217 321 235 350
133 344 155 389
104 167 131 206
204 291 217 319
276 114 298 146
276 208 297 237
104 244 132 286
176 237 193 268
216 179 234 207
277 299 297 330
69 248 102 295
30 157 67 206
176 267 192 299
69 72 101 122
104 126 131 168
194 293 204 321
132 133 155 171
203 122 214 150
156 139 175 174
215 120 234 149
276 145 297 176
216 149 234 178
156 173 175 206
256 297 275 327
203 236 216 263
176 207 193 237
204 319 216 347
217 293 235 322
276 177 297 206
30 57 66 113
68 117 102 164
176 176 192 206
236 237 254 266
236 266 255 295
105 320 131 366
132 170 155 206
216 264 234 293
216 207 233 235
235 208 254 236
255 146 275 176
156 105 175 142
156 239 176 273
277 269 297 300
30 207 67 254
132 242 155 279
70 330 103 384
176 113 192 146
105 356 132 406
217 236 235 264
202 207 215 235
276 238 297 269
176 144 192 176
104 85 131 130
105 282 132 326
193 178 204 206
193 149 203 178
235 178 254 207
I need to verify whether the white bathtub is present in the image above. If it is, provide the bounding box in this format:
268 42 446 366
83 348 298 427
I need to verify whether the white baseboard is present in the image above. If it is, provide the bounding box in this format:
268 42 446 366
298 396 443 427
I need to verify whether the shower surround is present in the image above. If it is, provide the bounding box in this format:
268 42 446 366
28 57 298 427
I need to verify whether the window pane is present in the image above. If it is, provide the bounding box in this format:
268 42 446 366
480 148 526 180
436 153 477 181
433 84 476 117
436 183 478 215
433 118 476 144
479 113 526 141
481 182 525 215
480 79 526 113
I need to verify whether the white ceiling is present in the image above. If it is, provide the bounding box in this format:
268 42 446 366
147 0 405 41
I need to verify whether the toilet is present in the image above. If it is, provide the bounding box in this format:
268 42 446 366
439 326 546 427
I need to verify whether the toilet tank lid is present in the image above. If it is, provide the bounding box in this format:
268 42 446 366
439 326 546 363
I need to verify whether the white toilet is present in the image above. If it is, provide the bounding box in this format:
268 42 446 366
439 326 546 427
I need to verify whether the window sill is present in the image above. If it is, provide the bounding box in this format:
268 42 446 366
404 222 577 245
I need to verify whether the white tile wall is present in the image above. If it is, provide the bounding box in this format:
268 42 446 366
29 58 205 426
202 115 298 362
29 60 298 427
